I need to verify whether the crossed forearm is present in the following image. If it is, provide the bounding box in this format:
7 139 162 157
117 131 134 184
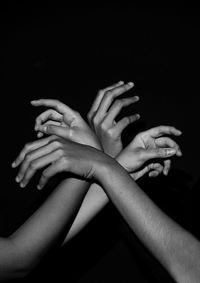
98 162 200 283
0 178 90 280
63 182 109 243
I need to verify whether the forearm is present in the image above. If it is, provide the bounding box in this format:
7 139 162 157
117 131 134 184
98 162 200 283
62 182 109 244
4 178 90 279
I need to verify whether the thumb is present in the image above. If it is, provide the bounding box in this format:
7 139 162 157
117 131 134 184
142 148 177 162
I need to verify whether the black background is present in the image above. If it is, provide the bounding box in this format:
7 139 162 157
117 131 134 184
0 2 199 282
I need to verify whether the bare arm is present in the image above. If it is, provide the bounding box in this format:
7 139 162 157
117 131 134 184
99 162 200 283
30 89 182 245
0 178 89 281
15 134 200 283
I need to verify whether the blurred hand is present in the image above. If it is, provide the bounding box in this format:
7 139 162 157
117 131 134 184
87 81 140 157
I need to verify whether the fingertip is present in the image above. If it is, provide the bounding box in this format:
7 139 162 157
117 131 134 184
11 162 16 168
136 113 140 119
177 150 183 157
118 81 124 85
37 132 43 138
127 82 134 87
163 170 168 176
166 148 176 156
37 184 42 190
175 129 182 135
30 100 37 104
20 182 25 188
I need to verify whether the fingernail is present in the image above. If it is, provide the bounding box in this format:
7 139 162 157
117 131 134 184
178 151 183 156
134 96 140 101
20 182 25 188
37 184 42 190
163 170 168 176
167 149 176 155
11 162 16 168
15 176 21 183
127 82 134 87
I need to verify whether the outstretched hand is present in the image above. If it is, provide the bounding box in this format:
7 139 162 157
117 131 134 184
117 126 182 180
12 138 111 190
87 81 140 157
31 99 101 150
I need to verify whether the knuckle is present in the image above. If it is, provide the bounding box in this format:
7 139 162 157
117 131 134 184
105 90 112 98
87 112 92 121
24 154 32 162
93 116 99 126
107 128 114 137
52 140 61 148
100 122 107 130
97 89 103 96
60 156 68 168
24 143 31 151
114 99 122 108
123 116 130 125
56 149 64 156
30 161 37 169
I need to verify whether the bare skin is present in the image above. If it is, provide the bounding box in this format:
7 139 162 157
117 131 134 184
13 138 200 283
13 83 181 246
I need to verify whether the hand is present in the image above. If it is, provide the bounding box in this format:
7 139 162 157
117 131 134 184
12 138 111 190
117 126 182 180
31 99 101 150
87 81 140 157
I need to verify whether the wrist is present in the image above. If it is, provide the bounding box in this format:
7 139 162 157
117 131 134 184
93 153 124 185
93 153 116 182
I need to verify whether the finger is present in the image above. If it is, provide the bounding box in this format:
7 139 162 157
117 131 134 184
37 120 63 133
31 99 76 124
16 140 61 183
94 82 134 120
163 159 171 175
20 150 62 188
12 135 57 168
148 163 164 177
37 132 44 138
149 170 160 177
132 167 149 180
103 96 139 127
37 158 65 190
144 126 182 139
88 81 124 118
155 137 182 156
35 109 63 130
114 114 140 135
132 163 162 180
141 147 177 162
41 124 72 140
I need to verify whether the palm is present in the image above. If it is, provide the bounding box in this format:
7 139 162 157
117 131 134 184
32 99 100 149
131 133 157 151
69 123 99 149
118 126 182 180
